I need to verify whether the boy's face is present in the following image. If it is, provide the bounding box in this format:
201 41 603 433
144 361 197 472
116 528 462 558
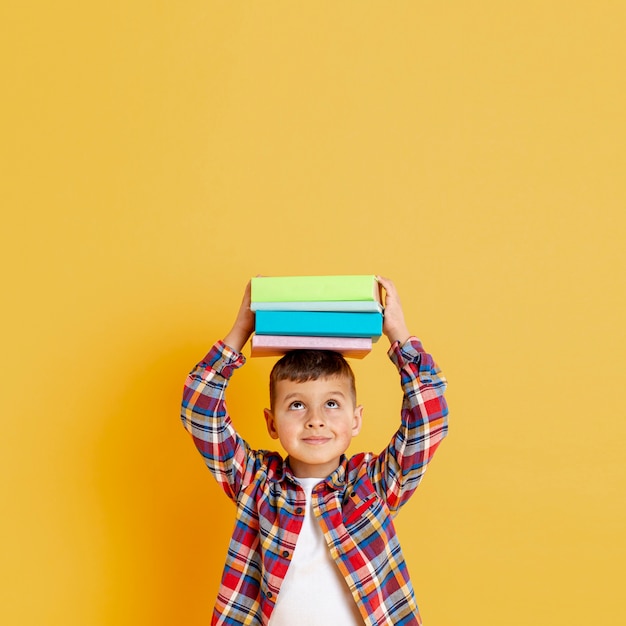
264 375 363 478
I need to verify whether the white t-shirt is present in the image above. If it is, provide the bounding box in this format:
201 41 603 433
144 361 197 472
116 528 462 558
269 478 364 626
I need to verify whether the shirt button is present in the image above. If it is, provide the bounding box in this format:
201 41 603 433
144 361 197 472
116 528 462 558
282 550 290 558
267 592 273 599
296 507 303 514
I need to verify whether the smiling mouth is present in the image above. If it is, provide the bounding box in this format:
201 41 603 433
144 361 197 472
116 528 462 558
302 437 331 445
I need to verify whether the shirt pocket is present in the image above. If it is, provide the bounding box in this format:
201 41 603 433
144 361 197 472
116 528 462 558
342 492 383 529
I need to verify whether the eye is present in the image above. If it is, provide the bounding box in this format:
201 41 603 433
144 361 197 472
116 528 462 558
325 399 339 409
288 401 305 410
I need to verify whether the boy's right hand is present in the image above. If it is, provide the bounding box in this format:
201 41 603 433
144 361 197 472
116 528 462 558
223 281 255 353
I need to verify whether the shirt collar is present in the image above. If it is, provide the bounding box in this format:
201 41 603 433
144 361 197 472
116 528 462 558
275 456 348 490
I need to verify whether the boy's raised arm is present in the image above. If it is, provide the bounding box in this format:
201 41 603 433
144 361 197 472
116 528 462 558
223 280 255 353
369 275 449 512
181 280 257 501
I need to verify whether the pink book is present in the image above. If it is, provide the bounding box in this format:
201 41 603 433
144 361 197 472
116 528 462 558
250 335 372 358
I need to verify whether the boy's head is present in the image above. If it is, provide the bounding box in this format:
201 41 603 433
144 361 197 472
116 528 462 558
268 350 357 410
264 350 363 478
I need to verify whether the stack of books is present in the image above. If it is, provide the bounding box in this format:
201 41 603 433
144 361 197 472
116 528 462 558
250 275 383 358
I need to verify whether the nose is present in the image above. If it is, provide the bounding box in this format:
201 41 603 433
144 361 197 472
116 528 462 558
306 408 325 429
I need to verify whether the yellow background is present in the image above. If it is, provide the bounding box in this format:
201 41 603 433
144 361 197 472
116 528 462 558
2 2 625 624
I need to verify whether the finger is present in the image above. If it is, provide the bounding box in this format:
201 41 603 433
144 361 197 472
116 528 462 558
376 275 394 292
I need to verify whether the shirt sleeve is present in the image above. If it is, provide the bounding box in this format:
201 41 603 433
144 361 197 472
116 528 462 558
180 340 255 501
368 336 449 515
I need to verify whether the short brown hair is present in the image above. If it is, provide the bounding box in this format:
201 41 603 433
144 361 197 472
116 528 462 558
269 350 356 409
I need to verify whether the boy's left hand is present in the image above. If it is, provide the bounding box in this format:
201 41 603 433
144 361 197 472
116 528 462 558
377 276 411 346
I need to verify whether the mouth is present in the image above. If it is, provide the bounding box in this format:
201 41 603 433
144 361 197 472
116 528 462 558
302 437 331 445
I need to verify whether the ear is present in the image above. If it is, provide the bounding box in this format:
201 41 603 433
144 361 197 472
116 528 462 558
264 408 280 440
351 405 363 437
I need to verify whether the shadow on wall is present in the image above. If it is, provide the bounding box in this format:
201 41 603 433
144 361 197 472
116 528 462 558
92 331 234 625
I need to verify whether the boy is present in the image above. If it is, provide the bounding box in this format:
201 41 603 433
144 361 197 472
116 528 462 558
181 276 448 626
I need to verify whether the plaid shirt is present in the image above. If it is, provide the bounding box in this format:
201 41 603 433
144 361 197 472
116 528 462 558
181 338 448 626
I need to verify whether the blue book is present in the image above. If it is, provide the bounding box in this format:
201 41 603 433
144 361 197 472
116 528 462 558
255 311 383 338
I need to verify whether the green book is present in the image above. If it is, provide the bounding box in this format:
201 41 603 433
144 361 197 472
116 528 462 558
251 275 382 304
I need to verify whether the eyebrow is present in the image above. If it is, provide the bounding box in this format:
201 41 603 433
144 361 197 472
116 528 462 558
282 390 347 401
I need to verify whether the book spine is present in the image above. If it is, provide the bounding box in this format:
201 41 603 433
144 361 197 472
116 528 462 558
251 335 372 358
255 311 383 338
250 300 383 313
251 275 379 303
